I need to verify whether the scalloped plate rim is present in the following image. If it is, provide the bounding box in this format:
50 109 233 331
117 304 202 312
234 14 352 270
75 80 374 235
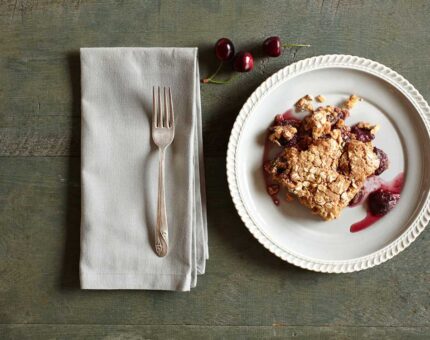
226 54 430 273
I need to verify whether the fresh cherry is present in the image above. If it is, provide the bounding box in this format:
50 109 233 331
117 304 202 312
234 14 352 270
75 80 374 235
233 52 254 72
373 147 389 175
263 36 282 57
368 189 400 216
263 36 311 57
215 38 235 61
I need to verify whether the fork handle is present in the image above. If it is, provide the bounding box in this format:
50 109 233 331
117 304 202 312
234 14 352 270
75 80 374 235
155 148 169 257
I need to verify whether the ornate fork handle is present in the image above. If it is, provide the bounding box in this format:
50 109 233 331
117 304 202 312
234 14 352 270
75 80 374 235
155 147 169 257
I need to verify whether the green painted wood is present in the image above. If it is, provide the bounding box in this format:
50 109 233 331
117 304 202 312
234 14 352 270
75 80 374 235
1 325 430 340
0 157 429 327
0 0 430 338
1 0 430 158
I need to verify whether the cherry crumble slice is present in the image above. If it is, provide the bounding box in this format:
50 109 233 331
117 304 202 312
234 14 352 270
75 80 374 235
265 94 394 220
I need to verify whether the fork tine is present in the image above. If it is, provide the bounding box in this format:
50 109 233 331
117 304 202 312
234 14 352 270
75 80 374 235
157 86 162 128
164 87 170 128
163 87 168 128
168 87 174 128
152 86 157 128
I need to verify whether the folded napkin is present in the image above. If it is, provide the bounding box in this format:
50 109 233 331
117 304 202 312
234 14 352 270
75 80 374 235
80 47 208 291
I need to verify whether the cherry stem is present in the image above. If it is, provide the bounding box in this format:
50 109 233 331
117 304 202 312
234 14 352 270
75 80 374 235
202 62 239 84
282 43 311 48
202 62 223 83
203 73 238 85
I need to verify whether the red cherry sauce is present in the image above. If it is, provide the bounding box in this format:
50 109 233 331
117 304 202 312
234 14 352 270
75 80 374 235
262 110 300 206
349 211 381 233
262 137 280 206
350 172 404 233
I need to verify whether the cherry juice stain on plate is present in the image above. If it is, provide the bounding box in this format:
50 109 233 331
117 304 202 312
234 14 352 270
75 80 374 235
274 109 301 124
262 109 299 206
350 172 404 233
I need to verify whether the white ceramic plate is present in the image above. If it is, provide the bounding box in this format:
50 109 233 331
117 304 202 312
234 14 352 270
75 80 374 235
227 55 430 272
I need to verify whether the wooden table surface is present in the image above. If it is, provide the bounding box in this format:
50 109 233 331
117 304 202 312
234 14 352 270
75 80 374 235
1 1 429 339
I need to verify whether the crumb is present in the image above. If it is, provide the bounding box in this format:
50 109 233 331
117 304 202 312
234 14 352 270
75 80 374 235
295 95 314 112
316 95 326 103
343 95 360 110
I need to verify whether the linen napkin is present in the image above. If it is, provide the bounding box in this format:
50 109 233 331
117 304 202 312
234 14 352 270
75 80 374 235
79 47 208 291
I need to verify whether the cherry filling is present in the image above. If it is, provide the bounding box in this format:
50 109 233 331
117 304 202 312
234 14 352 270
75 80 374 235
350 173 404 233
351 124 375 142
329 107 350 125
368 189 400 216
296 127 313 151
373 147 389 175
274 113 301 126
348 186 365 207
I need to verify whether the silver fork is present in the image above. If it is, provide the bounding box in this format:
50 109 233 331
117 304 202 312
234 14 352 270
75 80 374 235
152 86 175 257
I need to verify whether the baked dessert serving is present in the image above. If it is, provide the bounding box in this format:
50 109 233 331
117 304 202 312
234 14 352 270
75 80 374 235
264 95 390 220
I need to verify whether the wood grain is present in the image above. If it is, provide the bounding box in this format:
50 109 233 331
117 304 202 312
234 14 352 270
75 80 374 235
0 0 429 338
1 325 430 340
1 0 429 157
0 157 428 327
